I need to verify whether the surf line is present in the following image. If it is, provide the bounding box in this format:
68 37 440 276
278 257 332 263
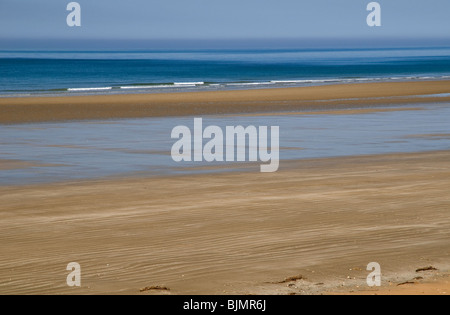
171 118 280 173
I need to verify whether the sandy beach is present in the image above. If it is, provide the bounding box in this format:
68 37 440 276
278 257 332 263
342 276 450 295
1 80 450 124
0 80 449 295
0 150 449 295
3 0 450 298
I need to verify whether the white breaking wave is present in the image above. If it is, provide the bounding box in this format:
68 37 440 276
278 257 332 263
226 82 275 86
174 82 205 86
272 80 324 84
120 85 173 89
68 87 113 92
62 76 447 94
271 76 446 85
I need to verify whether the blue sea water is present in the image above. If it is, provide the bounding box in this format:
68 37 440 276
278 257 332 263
1 47 450 96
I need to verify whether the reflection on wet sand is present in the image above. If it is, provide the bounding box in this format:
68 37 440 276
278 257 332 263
1 103 450 185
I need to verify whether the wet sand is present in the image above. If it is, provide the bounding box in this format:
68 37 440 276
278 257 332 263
1 80 450 124
0 159 62 171
0 150 449 295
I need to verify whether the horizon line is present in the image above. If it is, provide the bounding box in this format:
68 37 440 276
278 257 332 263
1 37 449 51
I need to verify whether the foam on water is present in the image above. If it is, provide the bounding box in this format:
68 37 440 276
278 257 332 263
67 87 113 92
2 47 450 96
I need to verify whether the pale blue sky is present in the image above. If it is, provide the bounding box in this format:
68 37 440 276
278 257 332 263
1 0 449 48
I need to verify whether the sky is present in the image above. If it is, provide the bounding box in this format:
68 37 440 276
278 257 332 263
0 0 449 49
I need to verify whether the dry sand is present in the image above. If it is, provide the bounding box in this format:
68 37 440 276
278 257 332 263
1 80 450 124
0 151 449 295
341 275 450 295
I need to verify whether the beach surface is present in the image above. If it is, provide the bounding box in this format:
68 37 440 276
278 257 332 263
341 275 450 295
1 80 450 124
0 150 449 295
1 80 449 295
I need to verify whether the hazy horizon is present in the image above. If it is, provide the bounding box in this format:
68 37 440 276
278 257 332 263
1 37 450 51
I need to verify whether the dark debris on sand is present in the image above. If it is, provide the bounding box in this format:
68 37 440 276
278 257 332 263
416 266 438 273
140 286 171 293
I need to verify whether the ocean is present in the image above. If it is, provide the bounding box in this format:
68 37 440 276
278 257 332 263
1 47 450 96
